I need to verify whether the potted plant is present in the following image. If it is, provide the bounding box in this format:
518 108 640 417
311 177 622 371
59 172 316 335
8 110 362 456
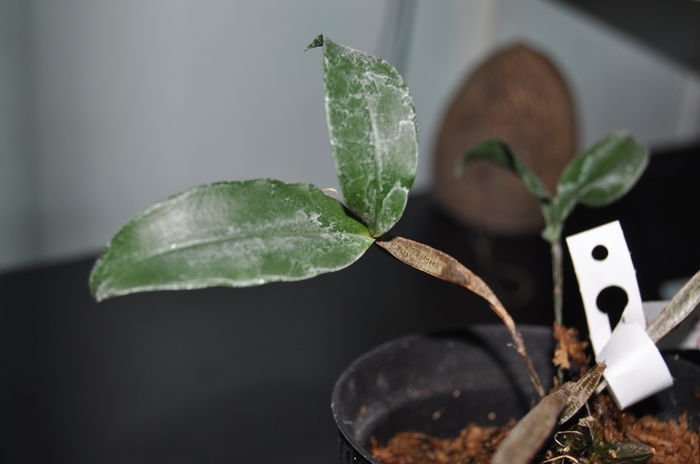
90 36 699 463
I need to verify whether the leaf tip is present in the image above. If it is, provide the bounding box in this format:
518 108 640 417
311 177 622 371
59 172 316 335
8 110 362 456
455 139 506 177
88 269 107 302
89 250 117 302
305 34 324 52
93 291 108 303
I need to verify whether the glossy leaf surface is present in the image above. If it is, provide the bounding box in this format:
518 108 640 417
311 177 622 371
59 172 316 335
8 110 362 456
90 179 374 301
544 131 649 241
558 131 649 207
457 139 551 201
310 35 418 236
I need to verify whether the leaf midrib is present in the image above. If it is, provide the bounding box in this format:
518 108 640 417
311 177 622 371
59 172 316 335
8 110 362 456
363 70 384 235
113 229 374 264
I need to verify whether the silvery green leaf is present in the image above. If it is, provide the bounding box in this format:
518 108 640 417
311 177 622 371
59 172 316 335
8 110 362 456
90 179 374 301
309 35 418 237
560 131 649 207
545 131 649 240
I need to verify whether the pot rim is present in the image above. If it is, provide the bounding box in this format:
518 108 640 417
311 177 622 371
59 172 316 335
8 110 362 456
330 323 552 464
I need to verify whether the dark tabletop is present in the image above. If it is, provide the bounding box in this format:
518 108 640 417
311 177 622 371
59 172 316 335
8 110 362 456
1 145 697 463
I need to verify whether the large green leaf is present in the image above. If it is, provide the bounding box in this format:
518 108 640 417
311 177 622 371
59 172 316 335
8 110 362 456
457 139 551 202
90 179 374 301
308 35 418 237
543 131 649 241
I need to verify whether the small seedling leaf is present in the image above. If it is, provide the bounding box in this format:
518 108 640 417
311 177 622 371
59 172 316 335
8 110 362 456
457 139 551 202
90 179 374 301
312 35 418 236
549 131 649 231
562 131 649 207
596 441 655 463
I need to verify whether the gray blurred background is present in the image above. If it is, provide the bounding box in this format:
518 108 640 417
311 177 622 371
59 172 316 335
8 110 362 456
2 0 699 271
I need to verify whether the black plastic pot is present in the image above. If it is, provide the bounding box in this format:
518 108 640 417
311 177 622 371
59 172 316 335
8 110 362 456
331 325 699 464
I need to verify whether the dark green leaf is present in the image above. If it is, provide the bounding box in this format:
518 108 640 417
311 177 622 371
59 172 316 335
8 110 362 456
560 131 649 207
596 442 654 463
542 131 648 241
310 35 418 237
555 130 648 223
90 179 374 301
457 139 551 202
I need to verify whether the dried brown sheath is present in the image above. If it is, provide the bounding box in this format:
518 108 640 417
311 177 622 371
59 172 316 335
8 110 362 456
376 235 545 398
492 385 571 464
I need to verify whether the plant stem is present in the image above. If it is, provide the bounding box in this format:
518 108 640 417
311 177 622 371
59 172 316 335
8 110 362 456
376 235 546 398
550 238 565 384
550 239 564 327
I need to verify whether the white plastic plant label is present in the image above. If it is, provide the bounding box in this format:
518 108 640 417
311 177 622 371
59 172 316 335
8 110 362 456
597 323 673 409
566 220 673 409
566 221 645 356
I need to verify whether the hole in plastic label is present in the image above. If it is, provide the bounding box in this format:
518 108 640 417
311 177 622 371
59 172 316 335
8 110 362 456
591 245 608 260
596 285 628 329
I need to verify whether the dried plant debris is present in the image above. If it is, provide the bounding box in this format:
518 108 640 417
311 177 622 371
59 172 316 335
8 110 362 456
553 323 591 373
372 393 698 464
492 365 605 464
589 395 700 464
377 236 545 398
492 386 572 464
646 270 700 344
371 421 515 464
559 363 606 425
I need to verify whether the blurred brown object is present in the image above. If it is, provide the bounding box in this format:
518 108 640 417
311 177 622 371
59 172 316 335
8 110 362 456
433 43 577 235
